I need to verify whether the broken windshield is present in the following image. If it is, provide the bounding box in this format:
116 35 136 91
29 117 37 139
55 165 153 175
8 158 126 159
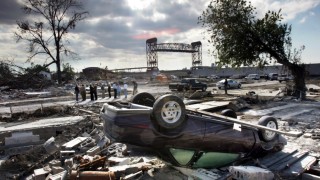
170 148 241 168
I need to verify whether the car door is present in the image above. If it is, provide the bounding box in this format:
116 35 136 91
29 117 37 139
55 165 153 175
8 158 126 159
192 79 201 89
202 116 257 154
228 80 235 88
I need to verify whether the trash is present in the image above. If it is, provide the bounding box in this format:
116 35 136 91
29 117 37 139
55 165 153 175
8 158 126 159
43 137 58 154
175 167 225 179
87 146 101 156
60 150 76 160
33 166 52 180
108 157 131 166
79 156 107 171
102 143 127 157
227 98 249 111
46 170 67 180
229 166 274 180
62 137 88 150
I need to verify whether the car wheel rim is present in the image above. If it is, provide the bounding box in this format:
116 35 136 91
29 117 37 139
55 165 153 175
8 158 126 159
161 101 182 124
265 121 277 139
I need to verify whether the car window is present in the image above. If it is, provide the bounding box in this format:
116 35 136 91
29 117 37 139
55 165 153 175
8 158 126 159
169 148 195 166
192 152 240 168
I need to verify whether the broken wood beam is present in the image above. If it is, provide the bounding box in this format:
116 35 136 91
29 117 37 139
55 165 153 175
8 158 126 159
78 109 99 116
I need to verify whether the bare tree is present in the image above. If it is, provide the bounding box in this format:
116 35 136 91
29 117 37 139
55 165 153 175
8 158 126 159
15 0 88 84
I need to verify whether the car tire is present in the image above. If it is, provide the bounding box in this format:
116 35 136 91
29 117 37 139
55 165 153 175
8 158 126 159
221 109 237 118
227 85 231 89
258 116 278 142
218 87 221 90
152 94 186 129
131 92 156 107
238 84 241 88
202 87 206 92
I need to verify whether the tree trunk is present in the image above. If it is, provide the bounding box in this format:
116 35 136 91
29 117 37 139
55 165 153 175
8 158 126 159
56 41 62 84
56 60 62 85
288 63 306 100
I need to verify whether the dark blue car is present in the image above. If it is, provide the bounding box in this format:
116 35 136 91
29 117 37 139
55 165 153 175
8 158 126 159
100 93 286 168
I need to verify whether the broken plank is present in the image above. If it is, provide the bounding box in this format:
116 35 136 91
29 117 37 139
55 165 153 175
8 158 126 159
0 116 86 133
79 109 99 115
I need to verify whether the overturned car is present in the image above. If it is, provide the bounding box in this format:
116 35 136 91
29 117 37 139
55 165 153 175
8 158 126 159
100 93 287 168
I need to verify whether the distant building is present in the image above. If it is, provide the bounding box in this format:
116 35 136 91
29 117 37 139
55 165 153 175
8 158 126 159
82 67 114 80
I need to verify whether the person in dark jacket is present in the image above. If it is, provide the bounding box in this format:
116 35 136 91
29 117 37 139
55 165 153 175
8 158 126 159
93 83 98 100
89 84 94 101
224 78 228 94
80 84 86 101
74 84 80 102
107 82 112 98
101 83 105 99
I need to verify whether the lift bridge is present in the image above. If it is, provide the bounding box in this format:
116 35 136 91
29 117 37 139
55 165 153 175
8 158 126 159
146 38 202 70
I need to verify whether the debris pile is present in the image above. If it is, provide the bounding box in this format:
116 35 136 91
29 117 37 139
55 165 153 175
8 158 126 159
1 79 320 179
0 88 29 102
0 117 171 180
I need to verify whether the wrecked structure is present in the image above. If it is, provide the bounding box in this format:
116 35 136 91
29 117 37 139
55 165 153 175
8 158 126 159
0 79 320 179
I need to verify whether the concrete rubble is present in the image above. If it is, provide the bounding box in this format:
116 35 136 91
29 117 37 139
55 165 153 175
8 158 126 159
0 80 320 179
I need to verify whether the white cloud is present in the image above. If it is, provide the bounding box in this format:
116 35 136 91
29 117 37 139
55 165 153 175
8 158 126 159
251 0 320 21
126 0 154 10
299 17 307 23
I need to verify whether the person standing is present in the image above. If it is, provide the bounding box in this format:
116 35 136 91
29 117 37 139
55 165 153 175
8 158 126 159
74 84 80 102
93 83 98 100
132 81 138 95
123 82 128 99
224 78 228 95
117 83 121 98
80 84 86 101
112 82 117 98
101 83 105 99
90 84 94 101
107 82 112 98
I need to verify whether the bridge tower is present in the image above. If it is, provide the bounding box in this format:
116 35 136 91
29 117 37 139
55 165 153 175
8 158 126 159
146 38 202 70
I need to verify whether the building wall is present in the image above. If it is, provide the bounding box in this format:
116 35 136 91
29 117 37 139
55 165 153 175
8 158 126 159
82 67 115 80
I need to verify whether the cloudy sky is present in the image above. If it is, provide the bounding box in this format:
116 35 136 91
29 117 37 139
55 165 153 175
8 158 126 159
0 0 319 72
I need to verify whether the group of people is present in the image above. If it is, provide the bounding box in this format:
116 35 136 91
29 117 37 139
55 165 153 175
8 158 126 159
112 81 131 99
74 84 87 101
74 81 138 102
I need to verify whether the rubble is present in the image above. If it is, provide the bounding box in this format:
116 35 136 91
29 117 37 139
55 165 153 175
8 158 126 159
0 80 320 179
229 166 274 180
